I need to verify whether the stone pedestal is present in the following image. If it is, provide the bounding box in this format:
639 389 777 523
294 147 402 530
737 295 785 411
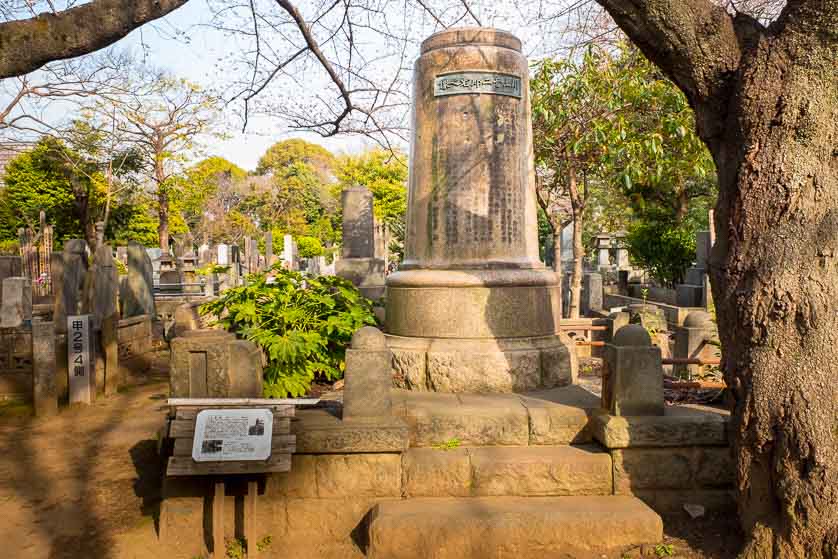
602 325 664 416
385 28 576 393
343 327 392 420
170 330 263 398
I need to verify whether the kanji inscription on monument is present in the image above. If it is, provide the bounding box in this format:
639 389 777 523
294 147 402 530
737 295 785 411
192 409 274 462
67 314 92 404
434 71 522 98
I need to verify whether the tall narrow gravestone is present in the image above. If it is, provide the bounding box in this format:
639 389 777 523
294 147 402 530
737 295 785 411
385 28 577 392
336 185 385 299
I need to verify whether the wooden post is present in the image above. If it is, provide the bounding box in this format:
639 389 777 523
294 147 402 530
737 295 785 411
246 480 258 558
213 481 225 558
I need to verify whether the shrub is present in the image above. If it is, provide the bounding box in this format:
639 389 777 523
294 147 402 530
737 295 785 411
296 235 324 258
200 267 377 397
625 219 696 287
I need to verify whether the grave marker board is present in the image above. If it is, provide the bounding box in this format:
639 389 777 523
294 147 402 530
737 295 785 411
67 314 93 403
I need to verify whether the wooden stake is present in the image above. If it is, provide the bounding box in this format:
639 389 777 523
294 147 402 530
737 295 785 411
246 480 258 558
213 481 225 558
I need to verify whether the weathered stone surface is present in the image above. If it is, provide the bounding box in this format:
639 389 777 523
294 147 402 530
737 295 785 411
470 446 612 496
0 277 32 328
521 387 597 445
89 244 118 326
286 498 380 543
122 242 155 318
367 496 663 558
32 320 57 416
395 390 529 447
383 27 571 394
592 407 729 449
341 185 376 259
602 326 664 416
54 239 87 332
293 409 409 453
265 454 318 498
612 447 734 493
169 330 262 398
581 272 603 315
402 447 471 497
391 348 427 390
343 327 392 419
316 454 402 498
538 336 577 387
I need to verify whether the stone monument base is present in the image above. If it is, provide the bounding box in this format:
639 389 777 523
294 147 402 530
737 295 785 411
387 333 577 393
335 257 385 300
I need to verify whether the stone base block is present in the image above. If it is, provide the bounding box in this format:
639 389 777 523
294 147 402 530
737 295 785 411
367 496 663 559
676 284 704 307
387 333 577 393
336 257 385 293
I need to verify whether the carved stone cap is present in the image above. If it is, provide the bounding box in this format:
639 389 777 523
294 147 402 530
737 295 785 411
421 27 521 54
351 326 386 350
612 324 652 347
684 310 712 328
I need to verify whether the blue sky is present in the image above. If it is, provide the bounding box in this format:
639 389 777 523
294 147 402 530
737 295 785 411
118 0 376 171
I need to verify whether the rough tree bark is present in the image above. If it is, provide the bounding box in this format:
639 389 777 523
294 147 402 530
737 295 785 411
0 0 191 79
155 158 170 252
595 0 838 557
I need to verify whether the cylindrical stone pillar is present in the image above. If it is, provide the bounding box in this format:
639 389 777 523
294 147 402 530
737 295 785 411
385 28 576 393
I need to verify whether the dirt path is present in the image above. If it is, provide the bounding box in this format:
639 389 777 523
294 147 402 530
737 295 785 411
0 366 171 559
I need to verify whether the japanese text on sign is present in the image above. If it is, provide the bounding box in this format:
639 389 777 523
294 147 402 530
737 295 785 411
67 314 92 404
192 409 274 462
434 72 522 98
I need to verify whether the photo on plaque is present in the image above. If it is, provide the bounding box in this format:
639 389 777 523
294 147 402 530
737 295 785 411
192 409 274 462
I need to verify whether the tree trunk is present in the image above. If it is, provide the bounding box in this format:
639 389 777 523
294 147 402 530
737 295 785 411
568 214 583 319
552 225 563 319
708 33 838 559
155 158 170 252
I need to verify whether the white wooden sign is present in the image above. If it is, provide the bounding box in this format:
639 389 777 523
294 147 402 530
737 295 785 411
67 314 93 404
192 409 274 462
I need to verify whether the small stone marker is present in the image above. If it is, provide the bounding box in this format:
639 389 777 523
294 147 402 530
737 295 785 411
343 326 392 420
217 244 229 266
191 408 274 462
170 330 263 398
67 314 93 404
32 320 58 416
0 276 32 328
601 324 664 416
581 272 603 315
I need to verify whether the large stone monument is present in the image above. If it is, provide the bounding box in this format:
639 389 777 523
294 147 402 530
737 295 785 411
121 242 156 318
336 185 385 299
385 28 576 393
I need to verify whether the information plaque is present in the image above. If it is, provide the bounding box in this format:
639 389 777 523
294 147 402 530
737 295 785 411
434 71 522 98
192 408 274 462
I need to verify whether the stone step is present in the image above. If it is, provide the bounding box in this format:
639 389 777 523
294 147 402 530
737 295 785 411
392 385 600 447
367 496 663 559
403 445 613 497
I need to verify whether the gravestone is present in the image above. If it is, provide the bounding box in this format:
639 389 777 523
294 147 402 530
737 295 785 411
336 185 385 298
581 272 603 316
601 324 664 416
170 330 263 398
674 311 719 379
596 234 611 269
122 242 156 317
217 244 229 266
385 28 576 393
198 243 212 266
54 239 88 333
265 232 274 270
0 277 32 328
0 256 22 296
32 320 58 416
282 235 296 271
89 244 119 326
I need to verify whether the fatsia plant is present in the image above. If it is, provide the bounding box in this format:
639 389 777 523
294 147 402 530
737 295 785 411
200 267 378 397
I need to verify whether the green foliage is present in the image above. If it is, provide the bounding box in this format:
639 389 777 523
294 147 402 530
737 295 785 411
432 438 462 451
225 538 245 559
654 543 675 557
195 264 231 276
0 240 20 255
201 268 378 397
175 156 248 234
296 236 324 258
626 217 696 286
256 535 273 552
256 139 335 178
